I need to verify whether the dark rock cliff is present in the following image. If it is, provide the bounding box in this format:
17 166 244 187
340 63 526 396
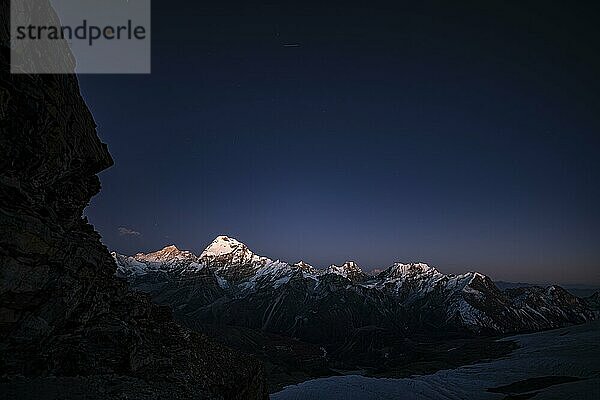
0 3 267 399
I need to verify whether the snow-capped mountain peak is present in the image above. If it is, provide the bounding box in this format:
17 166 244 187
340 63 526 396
383 262 439 278
343 261 360 269
113 244 203 277
325 261 365 281
201 235 247 258
294 260 316 272
135 244 196 262
198 235 296 288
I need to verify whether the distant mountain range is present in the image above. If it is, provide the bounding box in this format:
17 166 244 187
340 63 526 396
494 281 600 298
113 235 597 340
112 235 599 389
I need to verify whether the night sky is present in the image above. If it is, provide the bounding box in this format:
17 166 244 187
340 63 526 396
80 1 600 284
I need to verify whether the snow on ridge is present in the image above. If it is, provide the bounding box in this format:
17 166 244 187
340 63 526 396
136 244 197 263
342 261 361 270
389 262 439 276
201 235 278 270
294 260 315 271
113 236 496 296
200 235 246 258
380 263 491 290
294 261 323 279
112 244 204 276
325 261 364 278
245 259 297 289
197 236 302 290
112 252 149 276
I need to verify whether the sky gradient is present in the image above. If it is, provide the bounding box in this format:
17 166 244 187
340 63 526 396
80 1 600 284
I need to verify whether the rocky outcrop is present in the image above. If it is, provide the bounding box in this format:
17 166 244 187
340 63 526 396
0 3 266 399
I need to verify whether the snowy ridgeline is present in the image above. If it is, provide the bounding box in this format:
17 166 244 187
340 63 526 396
112 235 491 297
271 320 600 400
112 235 596 334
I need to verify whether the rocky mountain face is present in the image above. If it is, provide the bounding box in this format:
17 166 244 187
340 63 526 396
585 291 600 310
0 4 267 398
115 236 596 343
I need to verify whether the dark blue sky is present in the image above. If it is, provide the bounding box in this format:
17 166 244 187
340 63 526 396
80 1 600 284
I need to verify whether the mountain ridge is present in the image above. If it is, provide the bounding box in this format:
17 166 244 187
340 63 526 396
113 235 596 336
119 237 596 287
112 235 597 391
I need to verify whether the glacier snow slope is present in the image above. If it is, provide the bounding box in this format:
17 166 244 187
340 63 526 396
271 319 600 400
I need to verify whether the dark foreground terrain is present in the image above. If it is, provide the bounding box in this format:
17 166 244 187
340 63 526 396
189 321 517 392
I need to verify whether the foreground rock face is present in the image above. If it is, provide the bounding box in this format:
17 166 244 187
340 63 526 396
0 4 266 399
